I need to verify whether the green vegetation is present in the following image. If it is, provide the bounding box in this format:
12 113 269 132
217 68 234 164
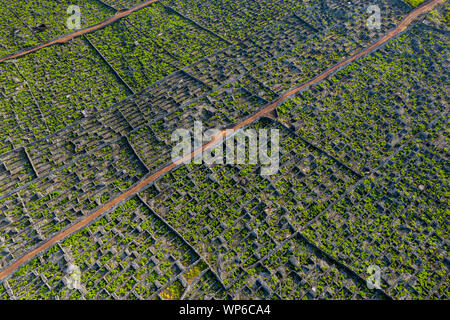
0 0 446 301
162 0 307 42
404 0 426 8
0 0 114 57
0 37 128 151
4 198 207 299
86 3 228 91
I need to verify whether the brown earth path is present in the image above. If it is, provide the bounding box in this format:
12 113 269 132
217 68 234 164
0 0 161 63
0 0 444 281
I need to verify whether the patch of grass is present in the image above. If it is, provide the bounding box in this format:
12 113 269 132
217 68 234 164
404 0 426 7
160 280 185 300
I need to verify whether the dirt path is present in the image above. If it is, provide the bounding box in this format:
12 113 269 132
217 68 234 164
0 0 443 281
0 0 160 63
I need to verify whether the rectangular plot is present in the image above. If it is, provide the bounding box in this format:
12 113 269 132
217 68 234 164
185 39 270 89
5 197 202 300
0 139 148 268
0 148 37 197
0 37 129 153
126 4 228 65
250 57 307 94
281 31 360 79
163 0 307 42
277 27 447 173
251 15 314 56
233 233 382 299
0 0 114 56
27 109 132 177
86 20 178 92
139 118 359 289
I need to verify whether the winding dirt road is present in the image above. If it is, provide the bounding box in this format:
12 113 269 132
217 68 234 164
0 0 444 281
0 0 161 63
